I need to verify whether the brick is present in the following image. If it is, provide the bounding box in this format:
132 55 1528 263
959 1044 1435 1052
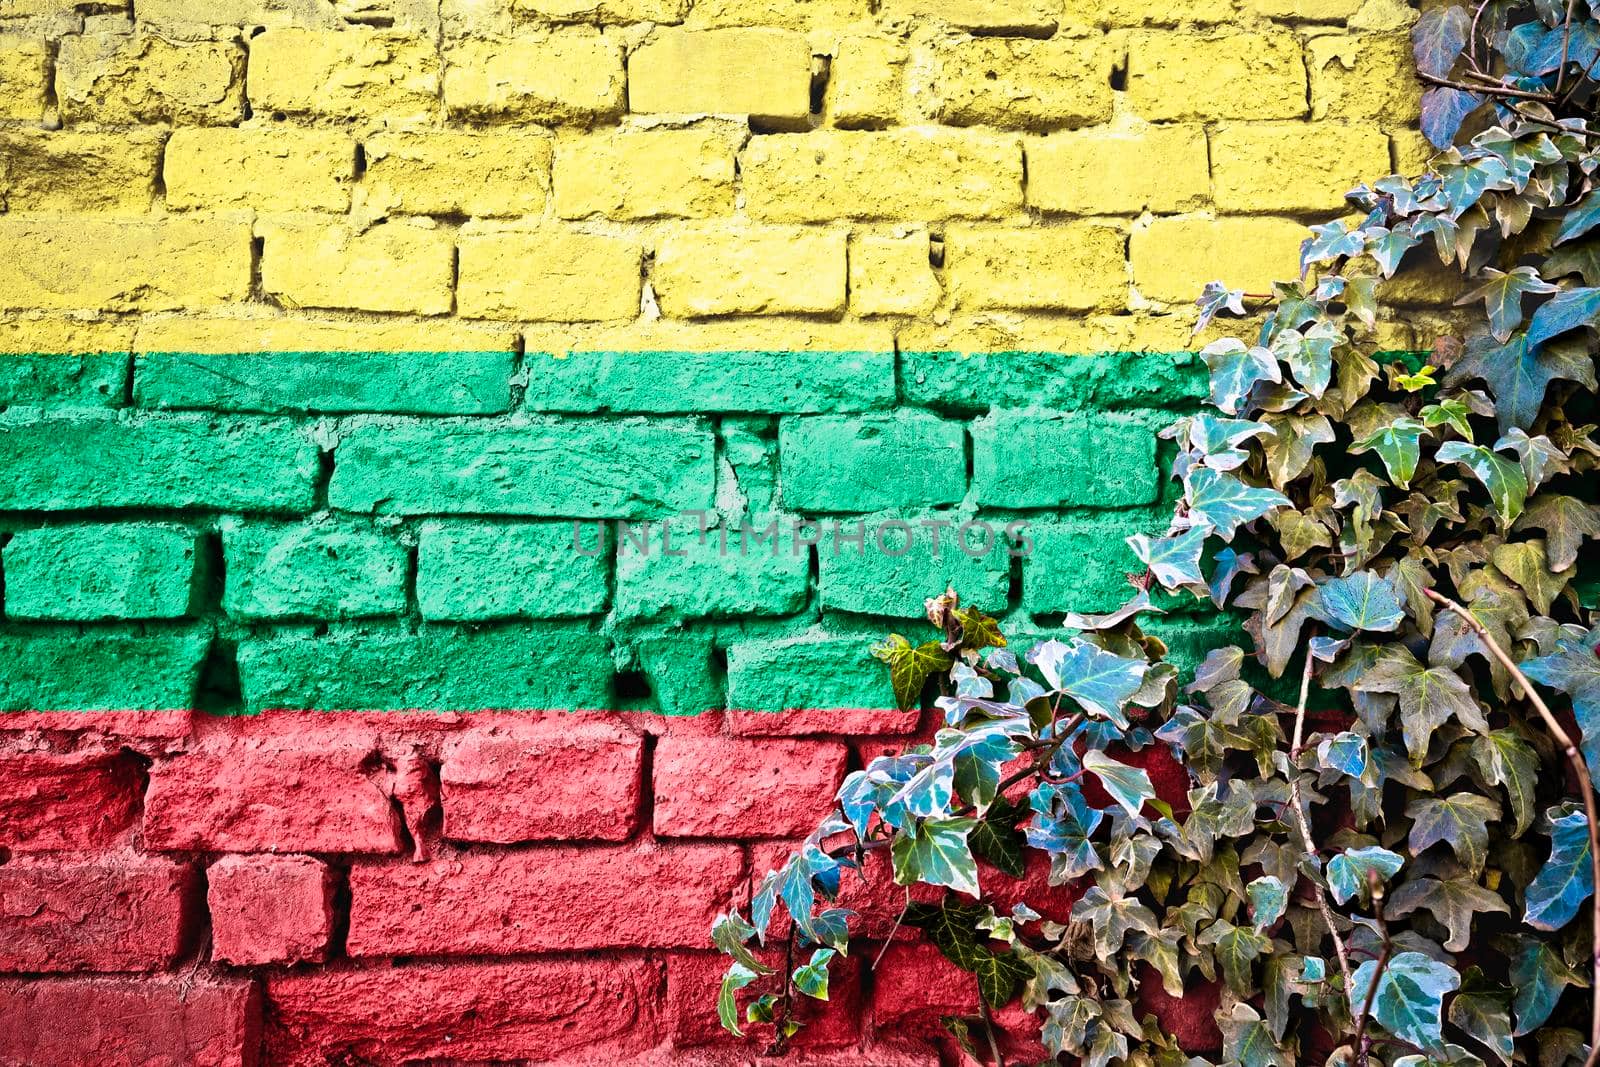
362 129 552 218
208 855 334 966
1212 122 1392 213
0 632 208 712
0 320 129 409
728 705 920 737
851 233 941 316
329 416 713 517
684 0 865 27
248 28 439 120
137 0 437 31
1084 0 1234 22
972 411 1160 508
1251 0 1361 15
900 314 1200 364
346 843 743 953
615 518 809 622
873 941 1049 1061
0 217 250 313
900 349 1207 413
516 0 687 21
143 730 404 853
927 36 1114 130
0 854 196 972
946 225 1126 312
654 736 846 837
749 130 1022 224
1132 216 1305 303
417 520 607 620
236 625 614 712
629 28 811 122
0 751 142 852
1308 34 1424 124
1393 129 1436 175
259 217 453 316
0 976 259 1067
265 960 659 1065
1127 31 1308 121
882 0 1058 32
0 413 316 511
458 227 641 321
827 34 905 127
223 521 407 621
4 524 199 621
554 127 735 219
439 720 642 842
56 31 244 123
0 129 163 213
667 950 862 1049
1027 125 1209 215
635 631 724 715
655 225 847 317
164 127 355 212
0 36 49 121
818 511 1012 618
1023 513 1164 614
778 413 965 512
444 33 624 123
726 632 896 712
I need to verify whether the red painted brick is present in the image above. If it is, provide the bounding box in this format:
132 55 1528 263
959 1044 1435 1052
654 737 849 838
0 974 259 1067
265 959 661 1065
1136 963 1222 1051
346 842 744 956
208 854 335 966
0 749 142 852
667 950 863 1050
142 730 403 854
872 942 1047 1062
0 710 194 739
0 853 196 972
729 707 922 738
439 719 642 843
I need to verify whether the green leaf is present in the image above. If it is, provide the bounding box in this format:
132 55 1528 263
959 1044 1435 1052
1327 845 1405 905
905 901 1031 1009
1128 525 1209 590
1509 936 1585 1035
1522 634 1600 785
1203 338 1282 415
1526 286 1600 348
968 795 1026 878
1313 571 1406 633
1247 874 1288 931
1544 238 1600 284
1185 467 1292 538
1514 494 1600 571
1448 990 1513 1066
1445 332 1597 432
1471 729 1541 836
953 606 1006 652
1457 267 1558 342
1221 1003 1287 1067
792 947 835 1000
1407 793 1501 875
1081 749 1154 818
1350 951 1462 1050
1491 539 1572 616
1199 918 1270 996
1070 884 1159 955
1386 875 1510 952
1558 188 1600 245
712 911 776 975
719 962 760 1036
1358 646 1489 764
1525 804 1596 931
1412 6 1470 77
1261 411 1335 488
1435 441 1528 525
1032 639 1147 727
891 817 981 897
872 634 955 712
1352 416 1427 488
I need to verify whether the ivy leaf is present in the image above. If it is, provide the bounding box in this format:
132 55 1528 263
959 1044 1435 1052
1071 884 1159 955
1081 749 1154 819
1317 730 1369 778
1491 539 1572 616
1435 441 1528 524
1247 875 1288 931
1448 990 1513 1066
791 947 835 1001
1371 226 1423 276
1508 936 1585 1034
1522 634 1600 784
1358 646 1488 764
1026 781 1103 882
1031 639 1147 727
1515 494 1600 571
1386 875 1510 952
905 901 1032 1009
712 911 775 975
1128 525 1210 590
1445 332 1597 432
1185 467 1292 538
1526 286 1600 349
969 795 1026 878
954 606 1006 652
1352 416 1427 488
1457 267 1558 342
719 962 760 1036
1470 729 1541 836
1197 281 1248 331
1261 412 1335 488
1524 804 1596 931
1350 951 1462 1050
1544 238 1600 284
1200 919 1270 996
892 817 981 897
1221 1004 1287 1067
1557 187 1600 244
872 634 955 712
1328 845 1405 905
1412 5 1470 77
1202 339 1281 415
1421 86 1484 148
1312 571 1406 633
1407 793 1501 874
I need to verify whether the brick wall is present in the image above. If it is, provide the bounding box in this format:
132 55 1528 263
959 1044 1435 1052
0 0 1429 1060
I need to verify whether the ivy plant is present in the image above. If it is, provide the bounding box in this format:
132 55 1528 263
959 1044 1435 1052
713 4 1600 1065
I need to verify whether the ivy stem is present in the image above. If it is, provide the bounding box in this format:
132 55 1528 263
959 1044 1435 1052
977 992 1007 1067
1416 70 1558 101
1555 0 1581 96
1422 588 1600 1066
872 889 911 970
1351 871 1392 1067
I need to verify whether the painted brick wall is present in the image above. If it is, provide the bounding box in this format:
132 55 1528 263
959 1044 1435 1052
0 0 1434 1061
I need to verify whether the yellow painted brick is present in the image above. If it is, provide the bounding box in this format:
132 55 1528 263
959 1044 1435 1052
1373 255 1467 307
1131 217 1305 303
1391 130 1435 175
881 0 1058 33
684 0 866 28
742 129 1022 222
1211 123 1392 213
1308 34 1423 124
826 34 905 129
165 128 355 212
654 225 846 317
56 31 244 124
0 35 49 121
554 128 734 220
1127 31 1307 122
566 318 893 354
850 233 940 316
363 130 552 218
1076 0 1233 25
444 33 624 124
1249 0 1360 17
136 0 439 33
258 218 454 316
1348 0 1417 32
629 28 811 123
900 313 1197 354
457 227 641 321
247 29 439 121
0 129 163 213
0 317 134 355
1027 125 1208 215
946 225 1125 312
926 36 1114 130
135 312 514 354
510 0 686 23
0 217 251 313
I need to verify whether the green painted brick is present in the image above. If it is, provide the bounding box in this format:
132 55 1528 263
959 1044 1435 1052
636 630 724 715
328 417 715 518
901 350 1206 413
524 350 895 413
223 521 407 621
614 519 810 623
0 353 128 408
778 413 966 513
1023 513 1163 615
972 411 1159 509
0 631 209 710
417 520 607 621
726 631 895 712
721 417 777 522
3 523 199 621
135 351 516 415
818 510 1012 618
236 624 613 712
0 412 318 512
